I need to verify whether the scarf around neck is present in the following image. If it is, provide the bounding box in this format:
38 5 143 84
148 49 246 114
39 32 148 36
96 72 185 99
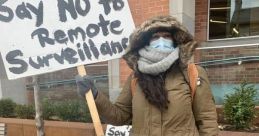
137 47 179 75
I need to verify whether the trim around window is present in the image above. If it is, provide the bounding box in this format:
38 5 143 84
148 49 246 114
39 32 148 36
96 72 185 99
207 35 259 42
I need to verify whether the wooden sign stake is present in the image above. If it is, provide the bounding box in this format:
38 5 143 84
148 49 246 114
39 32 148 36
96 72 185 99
77 65 104 136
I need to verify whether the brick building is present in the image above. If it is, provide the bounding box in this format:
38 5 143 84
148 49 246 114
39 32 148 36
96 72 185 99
1 0 258 106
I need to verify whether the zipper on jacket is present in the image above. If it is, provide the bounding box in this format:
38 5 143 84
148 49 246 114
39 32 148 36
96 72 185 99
161 110 163 136
148 102 151 135
160 74 164 136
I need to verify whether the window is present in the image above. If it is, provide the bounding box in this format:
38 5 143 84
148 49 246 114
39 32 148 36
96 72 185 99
209 0 259 40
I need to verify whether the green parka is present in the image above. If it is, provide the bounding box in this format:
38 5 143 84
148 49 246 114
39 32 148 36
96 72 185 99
95 16 219 136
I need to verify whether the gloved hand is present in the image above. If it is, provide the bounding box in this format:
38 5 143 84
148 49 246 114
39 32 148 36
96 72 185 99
75 75 98 99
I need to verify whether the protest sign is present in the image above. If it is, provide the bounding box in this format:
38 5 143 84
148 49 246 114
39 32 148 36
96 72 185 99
105 125 132 136
0 0 135 79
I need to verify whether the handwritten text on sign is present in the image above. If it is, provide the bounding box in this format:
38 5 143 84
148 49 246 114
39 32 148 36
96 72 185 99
105 125 132 136
0 0 134 79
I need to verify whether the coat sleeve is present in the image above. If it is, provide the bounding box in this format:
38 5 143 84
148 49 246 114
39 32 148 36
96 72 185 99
192 66 219 136
94 74 133 126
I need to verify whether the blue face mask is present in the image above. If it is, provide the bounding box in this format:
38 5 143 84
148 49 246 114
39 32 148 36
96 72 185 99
149 37 175 52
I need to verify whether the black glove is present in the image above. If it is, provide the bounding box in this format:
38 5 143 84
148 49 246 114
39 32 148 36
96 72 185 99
75 75 98 99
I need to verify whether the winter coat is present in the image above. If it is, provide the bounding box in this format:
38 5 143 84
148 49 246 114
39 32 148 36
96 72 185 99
95 16 219 136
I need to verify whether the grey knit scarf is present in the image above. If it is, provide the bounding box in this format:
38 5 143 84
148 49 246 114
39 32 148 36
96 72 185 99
137 47 179 75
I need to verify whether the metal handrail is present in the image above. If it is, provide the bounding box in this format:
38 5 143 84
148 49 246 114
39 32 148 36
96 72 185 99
26 75 108 89
196 56 259 66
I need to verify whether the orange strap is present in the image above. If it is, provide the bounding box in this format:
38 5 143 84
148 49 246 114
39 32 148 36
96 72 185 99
187 63 198 99
131 77 138 96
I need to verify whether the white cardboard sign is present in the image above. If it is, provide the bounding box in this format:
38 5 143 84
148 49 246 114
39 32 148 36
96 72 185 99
0 0 135 79
105 125 132 136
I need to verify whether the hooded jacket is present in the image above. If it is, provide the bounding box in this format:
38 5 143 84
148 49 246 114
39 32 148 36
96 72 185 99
95 16 219 136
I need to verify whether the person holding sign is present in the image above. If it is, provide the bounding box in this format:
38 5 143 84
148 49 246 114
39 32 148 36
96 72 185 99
76 16 218 136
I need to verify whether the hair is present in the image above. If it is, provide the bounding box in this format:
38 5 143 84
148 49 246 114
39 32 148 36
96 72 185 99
134 63 177 111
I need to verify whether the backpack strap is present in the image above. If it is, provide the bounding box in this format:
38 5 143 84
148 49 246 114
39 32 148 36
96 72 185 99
187 63 199 100
131 76 138 96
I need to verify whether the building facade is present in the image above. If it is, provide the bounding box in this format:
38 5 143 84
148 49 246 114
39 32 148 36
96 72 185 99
195 0 259 104
1 0 258 106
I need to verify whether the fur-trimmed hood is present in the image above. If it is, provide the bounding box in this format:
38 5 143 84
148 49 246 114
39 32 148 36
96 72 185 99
123 16 199 71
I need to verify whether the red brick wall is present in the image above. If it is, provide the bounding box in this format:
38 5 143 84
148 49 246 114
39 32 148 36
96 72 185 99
206 63 259 84
198 47 259 84
0 118 104 136
120 0 170 86
195 0 208 42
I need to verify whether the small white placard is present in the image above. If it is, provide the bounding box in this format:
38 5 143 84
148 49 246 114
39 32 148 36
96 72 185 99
105 125 132 136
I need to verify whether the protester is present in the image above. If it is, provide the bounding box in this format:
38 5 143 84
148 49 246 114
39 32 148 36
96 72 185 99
76 15 219 136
